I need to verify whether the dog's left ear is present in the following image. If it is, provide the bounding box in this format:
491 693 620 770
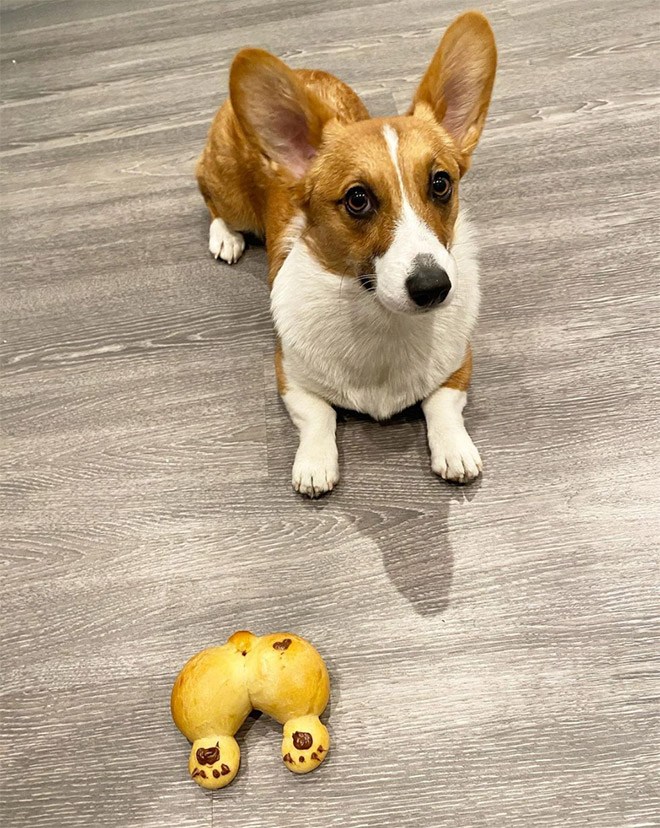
230 49 334 179
410 12 497 164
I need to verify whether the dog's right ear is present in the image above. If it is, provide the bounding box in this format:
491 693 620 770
230 49 333 179
410 12 497 164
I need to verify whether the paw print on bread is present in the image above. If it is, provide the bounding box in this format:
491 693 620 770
171 631 330 789
188 735 240 789
282 714 329 772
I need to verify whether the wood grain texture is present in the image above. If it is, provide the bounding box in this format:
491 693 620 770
1 0 659 826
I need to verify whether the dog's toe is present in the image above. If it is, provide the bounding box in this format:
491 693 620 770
429 427 482 483
292 449 339 498
209 218 245 264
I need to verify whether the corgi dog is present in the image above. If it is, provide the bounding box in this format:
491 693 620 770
196 11 497 497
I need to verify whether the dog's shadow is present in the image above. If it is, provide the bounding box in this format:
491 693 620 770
336 404 481 617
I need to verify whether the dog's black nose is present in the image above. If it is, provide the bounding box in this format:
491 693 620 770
406 255 452 308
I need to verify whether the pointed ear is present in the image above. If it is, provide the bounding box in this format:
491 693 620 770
230 49 333 178
410 12 497 158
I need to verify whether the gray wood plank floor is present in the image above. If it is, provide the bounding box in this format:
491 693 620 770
2 1 659 826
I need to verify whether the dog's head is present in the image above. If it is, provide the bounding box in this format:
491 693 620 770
230 12 496 314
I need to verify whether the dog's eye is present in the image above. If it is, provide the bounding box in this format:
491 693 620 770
344 186 373 217
431 171 452 203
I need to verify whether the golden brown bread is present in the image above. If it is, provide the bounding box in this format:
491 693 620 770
171 630 330 789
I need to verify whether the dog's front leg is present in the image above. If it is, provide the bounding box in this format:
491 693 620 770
422 346 482 483
280 374 339 499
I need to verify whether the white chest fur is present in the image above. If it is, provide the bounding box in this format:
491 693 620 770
270 211 480 420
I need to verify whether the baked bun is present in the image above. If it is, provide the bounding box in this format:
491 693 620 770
281 714 330 773
246 633 330 723
188 735 240 790
171 644 251 740
171 631 330 789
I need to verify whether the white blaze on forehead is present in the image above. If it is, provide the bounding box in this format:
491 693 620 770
375 125 456 314
382 124 406 194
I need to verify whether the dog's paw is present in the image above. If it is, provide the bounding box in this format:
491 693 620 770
209 218 245 264
429 427 482 484
292 446 339 498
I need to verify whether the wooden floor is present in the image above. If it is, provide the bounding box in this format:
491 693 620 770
2 1 659 826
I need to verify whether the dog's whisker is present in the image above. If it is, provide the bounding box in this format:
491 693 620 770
338 263 360 298
358 273 377 293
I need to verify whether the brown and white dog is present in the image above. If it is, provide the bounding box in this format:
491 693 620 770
196 11 497 497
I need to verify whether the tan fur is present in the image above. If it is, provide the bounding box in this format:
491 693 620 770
410 11 497 168
300 115 463 278
196 60 368 283
274 340 288 395
443 345 473 391
197 15 495 279
196 98 265 235
196 14 497 396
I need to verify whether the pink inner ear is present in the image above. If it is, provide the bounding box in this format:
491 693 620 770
441 70 479 142
269 109 317 178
